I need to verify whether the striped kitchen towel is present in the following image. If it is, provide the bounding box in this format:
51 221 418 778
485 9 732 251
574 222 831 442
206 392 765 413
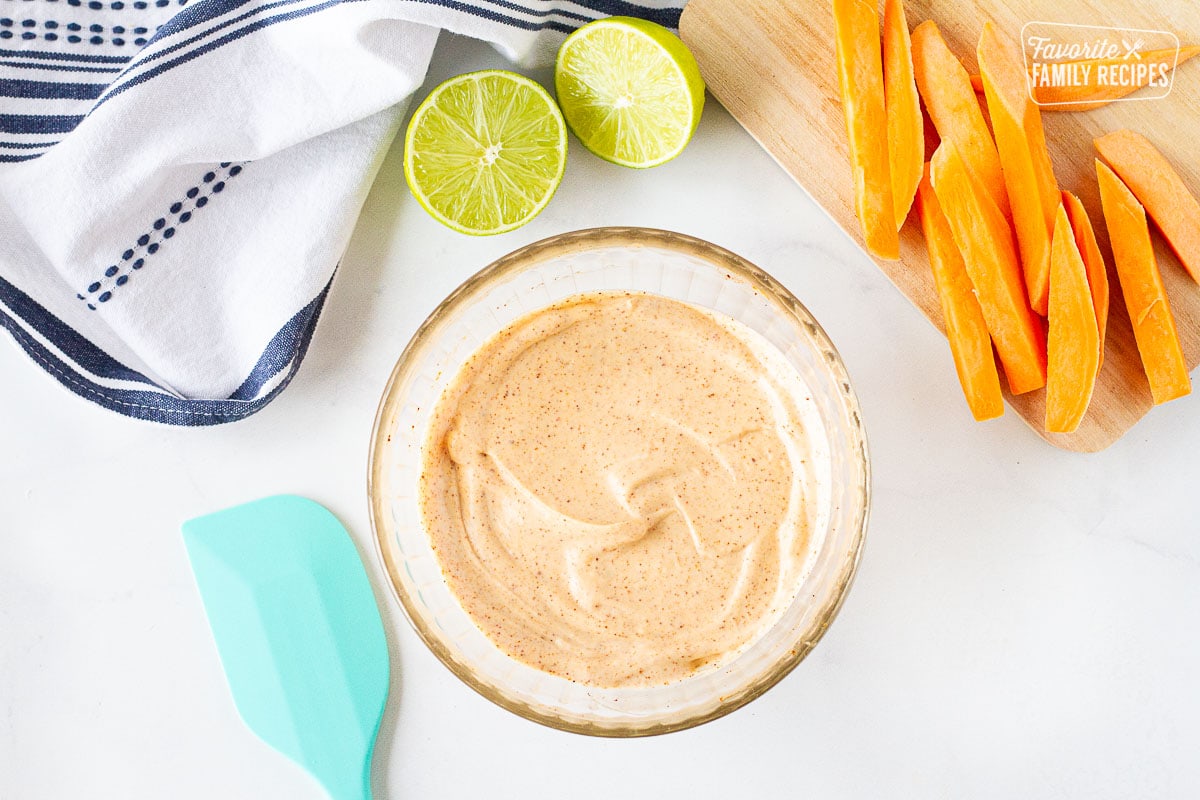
0 0 685 424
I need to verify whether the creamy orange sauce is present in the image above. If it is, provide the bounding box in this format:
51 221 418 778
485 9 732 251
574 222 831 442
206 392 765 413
419 292 824 687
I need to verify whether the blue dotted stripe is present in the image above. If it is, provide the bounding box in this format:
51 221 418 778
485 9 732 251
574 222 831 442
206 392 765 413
0 16 158 45
0 138 58 147
3 0 189 10
78 162 245 309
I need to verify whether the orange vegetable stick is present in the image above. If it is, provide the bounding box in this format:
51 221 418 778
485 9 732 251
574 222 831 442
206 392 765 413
883 0 922 228
968 46 1200 110
833 0 900 260
1045 204 1100 433
1096 160 1191 405
912 20 1011 219
1095 129 1200 284
980 26 1060 232
917 165 1004 420
1062 190 1109 368
1024 115 1060 249
977 21 1058 316
931 143 1047 394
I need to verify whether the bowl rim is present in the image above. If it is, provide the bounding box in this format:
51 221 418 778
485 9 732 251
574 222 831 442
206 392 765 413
367 226 871 737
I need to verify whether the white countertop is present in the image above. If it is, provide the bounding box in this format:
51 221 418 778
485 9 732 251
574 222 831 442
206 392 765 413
3 32 1199 800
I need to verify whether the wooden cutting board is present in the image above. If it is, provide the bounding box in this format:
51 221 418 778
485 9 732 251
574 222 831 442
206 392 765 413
680 0 1200 452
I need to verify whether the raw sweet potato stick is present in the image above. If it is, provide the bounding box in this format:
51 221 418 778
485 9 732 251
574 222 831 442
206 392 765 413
1062 191 1109 368
912 20 1011 219
917 164 1004 420
1096 160 1191 405
1045 204 1100 433
977 21 1059 316
883 0 922 228
1095 129 1200 284
931 143 1047 394
833 0 900 259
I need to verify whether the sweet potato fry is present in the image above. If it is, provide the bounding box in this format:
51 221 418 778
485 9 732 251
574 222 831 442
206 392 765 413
834 0 900 260
917 165 1004 420
931 143 1047 394
912 20 1011 219
1096 160 1191 405
1062 190 1109 368
883 0 922 228
1095 129 1200 284
977 21 1058 316
1045 204 1100 433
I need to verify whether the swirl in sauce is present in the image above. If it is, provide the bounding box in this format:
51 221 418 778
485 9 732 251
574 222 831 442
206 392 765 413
420 292 824 686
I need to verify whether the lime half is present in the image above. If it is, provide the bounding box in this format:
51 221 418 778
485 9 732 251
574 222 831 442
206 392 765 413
404 70 567 235
555 17 705 169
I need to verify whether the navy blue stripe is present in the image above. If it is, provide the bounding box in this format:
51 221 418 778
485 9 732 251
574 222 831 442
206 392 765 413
0 77 105 99
0 273 156 384
96 0 370 108
150 0 255 42
0 311 255 423
105 0 578 106
0 139 57 148
0 315 180 420
140 0 590 47
0 278 331 425
0 47 130 64
569 1 681 27
228 280 329 399
476 0 593 23
448 0 676 29
0 59 123 74
0 112 81 132
405 0 573 32
130 0 319 71
89 0 663 115
0 152 38 161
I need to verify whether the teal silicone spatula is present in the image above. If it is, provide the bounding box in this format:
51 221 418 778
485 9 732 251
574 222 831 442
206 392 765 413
182 495 389 800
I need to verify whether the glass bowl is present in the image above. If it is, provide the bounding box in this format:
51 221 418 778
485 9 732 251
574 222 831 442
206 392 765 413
368 227 869 736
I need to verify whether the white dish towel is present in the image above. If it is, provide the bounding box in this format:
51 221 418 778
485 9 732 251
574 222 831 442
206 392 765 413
0 0 685 424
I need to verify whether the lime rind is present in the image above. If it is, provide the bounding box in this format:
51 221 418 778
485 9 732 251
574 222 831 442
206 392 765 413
555 17 706 169
404 70 568 236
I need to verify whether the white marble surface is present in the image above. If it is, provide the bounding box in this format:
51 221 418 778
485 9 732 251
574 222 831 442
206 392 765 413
3 32 1199 800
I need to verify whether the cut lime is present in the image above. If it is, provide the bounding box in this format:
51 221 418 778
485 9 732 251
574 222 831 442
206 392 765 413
555 17 705 169
404 70 567 236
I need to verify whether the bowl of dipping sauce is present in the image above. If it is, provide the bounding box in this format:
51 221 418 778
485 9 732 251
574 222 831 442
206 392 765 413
369 227 869 736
